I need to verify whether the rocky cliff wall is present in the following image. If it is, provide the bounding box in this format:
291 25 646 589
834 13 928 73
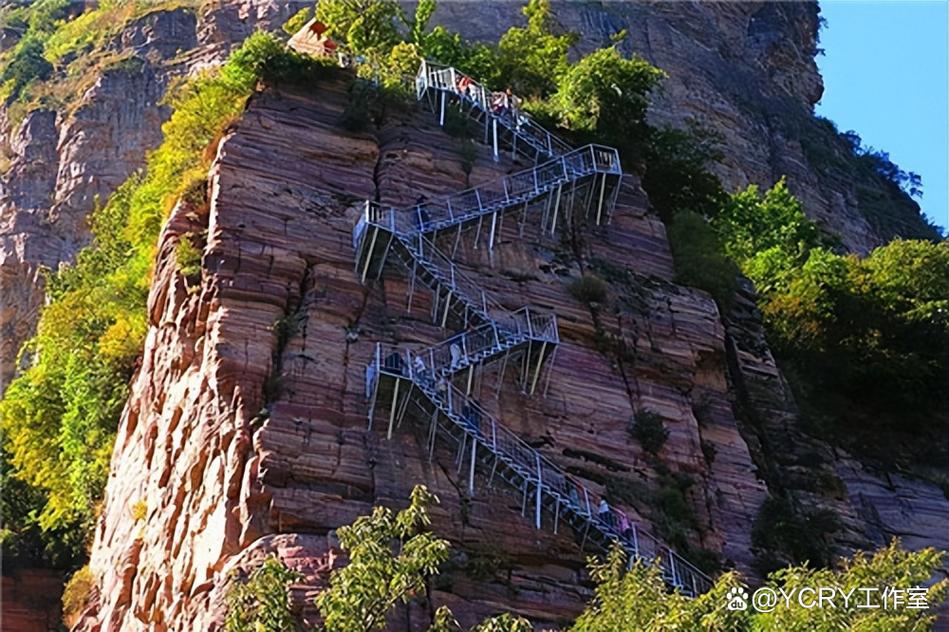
0 0 305 393
78 77 768 630
428 1 930 253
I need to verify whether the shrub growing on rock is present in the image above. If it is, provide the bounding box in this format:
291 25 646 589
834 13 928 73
629 409 669 455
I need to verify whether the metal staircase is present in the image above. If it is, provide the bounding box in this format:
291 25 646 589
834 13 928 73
352 60 712 597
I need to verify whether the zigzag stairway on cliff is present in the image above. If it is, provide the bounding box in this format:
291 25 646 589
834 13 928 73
353 60 713 597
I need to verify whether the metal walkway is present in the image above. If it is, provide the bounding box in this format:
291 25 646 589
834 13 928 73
353 60 712 597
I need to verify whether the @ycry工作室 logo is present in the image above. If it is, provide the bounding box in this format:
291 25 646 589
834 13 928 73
726 586 749 611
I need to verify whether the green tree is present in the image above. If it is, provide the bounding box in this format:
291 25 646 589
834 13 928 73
713 177 821 267
666 210 740 307
226 556 303 632
0 36 53 100
548 46 665 152
497 0 575 97
571 542 948 631
571 546 751 632
315 0 404 55
410 0 437 46
282 6 312 36
315 485 452 631
0 32 326 553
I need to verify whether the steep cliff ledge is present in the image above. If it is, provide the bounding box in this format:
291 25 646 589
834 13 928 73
0 0 305 392
79 77 768 630
430 1 934 253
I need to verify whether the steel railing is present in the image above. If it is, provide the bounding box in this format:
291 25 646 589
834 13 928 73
362 143 619 239
418 60 573 159
368 343 712 596
356 57 713 598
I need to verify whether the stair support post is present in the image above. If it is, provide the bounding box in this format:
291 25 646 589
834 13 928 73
387 379 400 439
596 172 607 226
468 439 477 495
550 183 562 236
360 226 379 283
535 454 542 529
488 211 497 251
492 118 499 161
530 340 548 396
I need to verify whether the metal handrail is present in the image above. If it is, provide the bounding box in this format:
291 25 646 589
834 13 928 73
358 58 713 597
372 345 712 595
418 60 573 159
367 143 619 238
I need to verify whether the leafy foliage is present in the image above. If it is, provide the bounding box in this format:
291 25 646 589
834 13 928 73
316 485 452 631
641 126 726 222
713 177 821 269
282 6 312 36
667 210 740 307
62 565 95 627
571 546 748 632
0 32 325 560
226 556 303 632
629 409 669 455
548 46 664 154
0 35 53 100
752 496 840 575
496 0 574 97
570 542 948 632
315 0 404 56
568 275 608 306
713 180 949 436
239 491 947 631
175 233 202 278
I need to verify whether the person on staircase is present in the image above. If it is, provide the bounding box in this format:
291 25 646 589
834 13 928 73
598 498 614 530
461 402 481 435
449 341 463 369
412 353 428 384
617 510 635 544
456 74 473 99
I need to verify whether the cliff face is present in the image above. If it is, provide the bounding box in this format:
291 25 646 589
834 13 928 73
4 2 947 630
0 0 305 392
77 79 768 630
429 1 930 253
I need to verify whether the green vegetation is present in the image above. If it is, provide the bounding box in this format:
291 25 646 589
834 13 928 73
666 210 739 307
568 275 608 306
0 1 196 116
229 490 948 631
226 556 303 632
573 541 948 632
175 233 202 279
792 115 940 241
61 564 95 627
0 32 329 567
712 180 949 452
316 487 561 630
282 6 311 36
495 0 574 98
315 485 453 631
547 46 664 155
628 409 668 455
752 495 840 576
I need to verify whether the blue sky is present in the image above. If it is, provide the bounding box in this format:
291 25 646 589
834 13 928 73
815 0 948 233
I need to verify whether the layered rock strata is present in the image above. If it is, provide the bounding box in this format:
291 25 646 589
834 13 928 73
80 78 767 630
